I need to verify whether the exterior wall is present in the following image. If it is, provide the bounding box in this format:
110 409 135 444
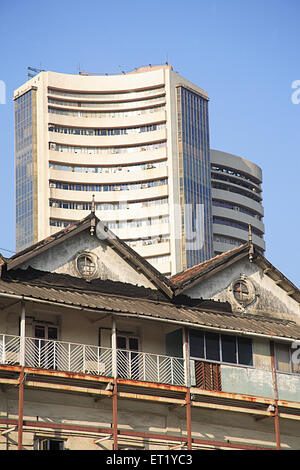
210 149 265 255
14 66 213 275
1 388 300 450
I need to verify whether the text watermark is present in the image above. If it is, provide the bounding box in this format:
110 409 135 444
0 80 6 104
95 203 206 251
291 80 300 104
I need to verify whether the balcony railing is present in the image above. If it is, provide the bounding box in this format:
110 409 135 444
0 334 185 386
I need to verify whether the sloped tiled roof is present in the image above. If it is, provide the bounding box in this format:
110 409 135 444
0 267 300 342
170 244 250 291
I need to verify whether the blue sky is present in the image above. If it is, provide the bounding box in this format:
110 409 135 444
0 0 299 285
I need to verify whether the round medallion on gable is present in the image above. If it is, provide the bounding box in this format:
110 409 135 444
75 251 98 280
230 276 256 308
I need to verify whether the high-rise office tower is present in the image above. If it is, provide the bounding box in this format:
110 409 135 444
14 65 214 276
210 150 265 256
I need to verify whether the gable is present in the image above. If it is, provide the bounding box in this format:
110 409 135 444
14 228 157 290
183 256 300 323
5 215 174 297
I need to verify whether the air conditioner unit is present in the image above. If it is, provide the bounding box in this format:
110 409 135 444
4 351 20 365
85 360 106 375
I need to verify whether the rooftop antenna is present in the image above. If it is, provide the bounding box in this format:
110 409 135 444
27 66 44 80
248 224 254 262
91 194 95 215
90 194 96 235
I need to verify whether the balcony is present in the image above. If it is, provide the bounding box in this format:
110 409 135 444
0 334 185 387
2 333 300 404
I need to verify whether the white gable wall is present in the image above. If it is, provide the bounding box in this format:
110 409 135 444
17 230 156 289
184 257 300 323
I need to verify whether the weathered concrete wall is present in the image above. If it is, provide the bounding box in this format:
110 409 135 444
221 365 274 398
185 258 300 322
18 229 156 290
277 373 300 402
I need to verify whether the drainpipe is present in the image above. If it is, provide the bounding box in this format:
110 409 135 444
270 341 281 450
183 328 192 450
111 317 118 450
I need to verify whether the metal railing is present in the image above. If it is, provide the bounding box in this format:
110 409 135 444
0 334 185 386
117 349 185 386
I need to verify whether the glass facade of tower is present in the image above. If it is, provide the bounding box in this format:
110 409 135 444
178 87 213 268
15 90 34 252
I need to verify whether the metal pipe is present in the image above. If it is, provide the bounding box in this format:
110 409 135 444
270 341 281 450
17 368 24 450
113 378 118 450
1 426 17 436
20 302 25 366
186 388 192 450
111 317 118 450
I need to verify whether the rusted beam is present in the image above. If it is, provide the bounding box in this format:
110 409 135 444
190 386 276 406
17 368 25 450
118 391 185 405
117 377 187 393
192 400 271 417
25 380 112 397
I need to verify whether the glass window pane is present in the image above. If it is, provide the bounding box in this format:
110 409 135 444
221 334 237 363
276 343 290 372
189 330 204 359
48 327 58 340
205 332 220 361
129 338 139 351
117 336 127 349
238 337 253 366
35 325 45 339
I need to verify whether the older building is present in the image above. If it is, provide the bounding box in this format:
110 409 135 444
211 149 265 256
0 212 299 450
14 65 214 275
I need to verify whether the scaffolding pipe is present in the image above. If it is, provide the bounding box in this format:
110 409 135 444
112 317 118 450
270 341 281 450
17 368 24 450
20 301 26 367
186 388 192 450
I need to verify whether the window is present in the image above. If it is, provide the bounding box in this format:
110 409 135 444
233 281 249 302
116 335 139 380
35 438 65 450
76 253 96 278
189 330 253 366
230 277 256 307
275 342 300 374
